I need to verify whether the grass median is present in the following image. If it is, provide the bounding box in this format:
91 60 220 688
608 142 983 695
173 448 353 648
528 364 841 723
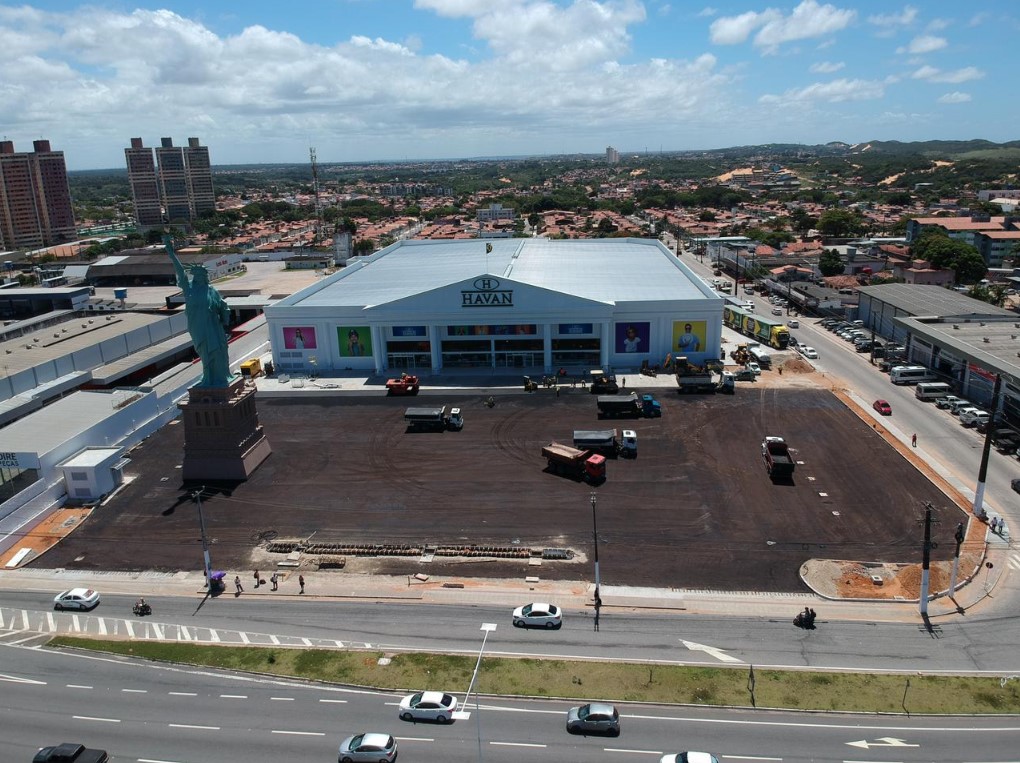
48 636 1020 714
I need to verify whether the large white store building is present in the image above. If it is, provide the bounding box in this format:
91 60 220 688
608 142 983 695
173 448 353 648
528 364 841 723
264 238 723 374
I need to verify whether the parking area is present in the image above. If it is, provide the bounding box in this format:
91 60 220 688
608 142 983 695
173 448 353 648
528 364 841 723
34 387 956 592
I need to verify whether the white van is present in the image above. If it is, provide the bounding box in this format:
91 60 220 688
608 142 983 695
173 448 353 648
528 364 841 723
915 382 952 401
890 365 935 385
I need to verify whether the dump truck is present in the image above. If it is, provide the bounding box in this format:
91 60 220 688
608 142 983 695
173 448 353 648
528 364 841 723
573 429 637 458
542 442 606 482
597 393 641 417
762 436 795 477
641 394 662 416
386 373 420 395
589 369 619 394
404 406 463 432
674 355 717 394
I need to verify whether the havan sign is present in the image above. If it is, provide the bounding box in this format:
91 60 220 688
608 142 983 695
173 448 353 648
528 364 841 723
462 277 513 307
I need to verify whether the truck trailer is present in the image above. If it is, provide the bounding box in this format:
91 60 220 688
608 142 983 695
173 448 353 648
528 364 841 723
762 436 795 478
572 429 637 458
542 442 606 483
404 406 463 432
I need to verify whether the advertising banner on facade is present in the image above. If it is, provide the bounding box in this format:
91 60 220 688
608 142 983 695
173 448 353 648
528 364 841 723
615 322 649 354
282 326 317 350
338 326 371 357
392 326 427 337
672 320 706 354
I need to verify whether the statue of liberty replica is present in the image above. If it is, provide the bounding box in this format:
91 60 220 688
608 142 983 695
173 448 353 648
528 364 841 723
166 236 271 481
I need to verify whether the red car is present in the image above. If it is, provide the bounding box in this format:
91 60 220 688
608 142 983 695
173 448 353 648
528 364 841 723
873 399 892 415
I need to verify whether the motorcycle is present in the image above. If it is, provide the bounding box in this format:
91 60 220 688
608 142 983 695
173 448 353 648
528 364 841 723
132 602 152 617
793 609 816 629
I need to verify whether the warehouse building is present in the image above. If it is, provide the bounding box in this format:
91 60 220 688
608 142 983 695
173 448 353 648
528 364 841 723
265 238 723 374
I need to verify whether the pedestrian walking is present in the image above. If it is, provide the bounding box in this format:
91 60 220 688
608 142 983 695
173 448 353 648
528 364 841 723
911 433 917 448
253 569 260 588
270 572 279 591
234 575 243 595
621 377 626 389
299 574 305 594
993 517 1002 534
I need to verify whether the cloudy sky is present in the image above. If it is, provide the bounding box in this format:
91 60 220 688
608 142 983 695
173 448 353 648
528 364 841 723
2 1 1016 170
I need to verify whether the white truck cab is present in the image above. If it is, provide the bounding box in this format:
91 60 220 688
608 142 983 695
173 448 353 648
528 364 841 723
447 408 464 430
621 430 638 457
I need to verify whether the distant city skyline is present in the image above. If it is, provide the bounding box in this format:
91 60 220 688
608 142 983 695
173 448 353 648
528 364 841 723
2 1 1017 171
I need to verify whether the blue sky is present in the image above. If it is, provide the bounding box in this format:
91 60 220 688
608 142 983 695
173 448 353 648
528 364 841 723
1 1 1016 170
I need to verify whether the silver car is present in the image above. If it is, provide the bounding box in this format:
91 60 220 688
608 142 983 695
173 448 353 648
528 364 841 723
566 702 620 736
398 690 457 723
53 588 101 611
660 754 720 763
337 732 397 763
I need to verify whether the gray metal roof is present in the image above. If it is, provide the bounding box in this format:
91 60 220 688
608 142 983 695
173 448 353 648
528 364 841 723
857 283 1014 319
899 316 1020 384
281 238 711 309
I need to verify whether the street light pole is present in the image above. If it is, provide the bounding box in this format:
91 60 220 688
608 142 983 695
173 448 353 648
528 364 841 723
192 486 213 588
453 622 497 763
591 492 601 601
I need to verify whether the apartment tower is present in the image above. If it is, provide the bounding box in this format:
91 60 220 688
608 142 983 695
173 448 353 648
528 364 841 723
125 136 215 230
0 139 76 250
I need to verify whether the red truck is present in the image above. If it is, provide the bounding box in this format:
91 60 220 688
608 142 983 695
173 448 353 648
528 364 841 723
385 373 420 395
542 442 606 483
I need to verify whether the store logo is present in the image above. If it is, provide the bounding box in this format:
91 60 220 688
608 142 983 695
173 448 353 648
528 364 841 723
463 277 513 307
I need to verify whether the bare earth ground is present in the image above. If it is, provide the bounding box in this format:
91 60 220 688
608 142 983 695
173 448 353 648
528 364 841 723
28 371 965 594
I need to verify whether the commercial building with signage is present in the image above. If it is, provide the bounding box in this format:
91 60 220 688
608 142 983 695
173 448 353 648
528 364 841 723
265 238 723 374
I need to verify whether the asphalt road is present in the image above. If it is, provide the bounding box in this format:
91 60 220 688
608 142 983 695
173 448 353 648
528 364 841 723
3 644 1019 763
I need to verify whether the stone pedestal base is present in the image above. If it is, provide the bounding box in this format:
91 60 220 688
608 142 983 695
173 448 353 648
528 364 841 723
179 378 272 482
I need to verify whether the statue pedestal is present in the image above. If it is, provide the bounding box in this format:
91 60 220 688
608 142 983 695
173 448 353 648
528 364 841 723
179 378 272 482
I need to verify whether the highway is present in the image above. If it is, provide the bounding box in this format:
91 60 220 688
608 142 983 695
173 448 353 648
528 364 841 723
3 645 1019 763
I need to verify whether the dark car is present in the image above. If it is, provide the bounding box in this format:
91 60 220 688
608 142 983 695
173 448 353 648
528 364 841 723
33 743 109 763
1012 478 1020 495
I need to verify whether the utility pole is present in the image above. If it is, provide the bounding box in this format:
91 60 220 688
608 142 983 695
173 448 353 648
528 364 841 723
972 374 1002 519
949 521 966 598
590 492 601 602
919 503 937 616
193 486 213 588
310 146 324 247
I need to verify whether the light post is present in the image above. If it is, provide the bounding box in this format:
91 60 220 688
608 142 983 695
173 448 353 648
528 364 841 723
590 492 601 601
192 486 213 588
453 622 497 762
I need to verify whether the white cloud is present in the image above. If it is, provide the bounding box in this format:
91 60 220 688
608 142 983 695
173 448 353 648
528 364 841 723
968 12 990 27
759 78 884 104
899 35 947 54
810 60 845 73
867 6 918 27
937 91 971 104
711 1 854 52
912 65 984 84
926 18 949 32
697 6 717 17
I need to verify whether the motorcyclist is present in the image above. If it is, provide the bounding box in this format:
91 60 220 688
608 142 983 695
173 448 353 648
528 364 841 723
134 597 149 614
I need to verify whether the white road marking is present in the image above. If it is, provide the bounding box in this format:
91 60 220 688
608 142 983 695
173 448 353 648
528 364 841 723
67 684 93 689
151 623 164 640
73 715 120 723
490 742 547 748
270 696 295 701
680 639 744 663
169 723 220 730
301 637 312 646
239 632 250 644
318 698 348 704
125 620 135 638
271 730 325 736
180 626 192 641
847 737 918 749
208 629 221 643
220 694 247 699
0 672 45 685
138 758 185 763
122 688 147 693
395 736 434 742
725 757 783 761
46 613 55 630
71 614 81 632
604 748 660 755
269 634 280 645
168 692 197 696
97 618 107 636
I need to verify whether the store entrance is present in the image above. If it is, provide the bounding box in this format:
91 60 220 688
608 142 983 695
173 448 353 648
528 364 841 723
494 351 541 368
387 352 432 370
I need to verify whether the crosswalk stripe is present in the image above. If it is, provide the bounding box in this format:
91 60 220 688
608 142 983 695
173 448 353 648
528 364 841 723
208 629 220 643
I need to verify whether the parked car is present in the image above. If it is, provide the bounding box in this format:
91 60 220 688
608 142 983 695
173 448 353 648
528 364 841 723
747 361 762 376
53 588 100 611
960 410 990 428
1012 477 1020 494
337 733 398 763
33 743 109 763
660 754 721 763
771 307 783 315
950 400 978 415
566 702 620 736
873 399 892 416
398 691 458 723
512 602 562 628
800 346 818 359
787 319 799 328
936 395 965 410
733 368 757 381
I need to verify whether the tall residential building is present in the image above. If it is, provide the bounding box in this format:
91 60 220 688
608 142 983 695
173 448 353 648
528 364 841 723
0 139 76 250
125 136 215 230
606 146 620 165
125 138 163 230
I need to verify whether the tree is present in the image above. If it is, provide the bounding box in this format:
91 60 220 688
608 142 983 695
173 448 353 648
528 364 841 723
817 208 866 237
911 228 986 283
818 248 844 276
699 210 716 222
966 283 1009 307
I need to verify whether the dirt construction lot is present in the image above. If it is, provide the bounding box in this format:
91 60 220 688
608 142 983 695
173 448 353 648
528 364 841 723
35 387 958 592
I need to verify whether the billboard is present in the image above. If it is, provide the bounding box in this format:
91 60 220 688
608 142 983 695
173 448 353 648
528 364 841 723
671 320 706 354
392 325 427 338
282 326 317 350
448 324 536 336
338 326 372 357
615 322 649 354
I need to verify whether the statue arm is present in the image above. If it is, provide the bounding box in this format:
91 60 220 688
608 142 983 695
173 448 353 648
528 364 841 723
163 236 189 290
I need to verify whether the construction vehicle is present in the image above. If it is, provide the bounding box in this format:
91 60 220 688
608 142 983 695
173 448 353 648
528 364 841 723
595 392 660 418
762 436 795 478
729 344 751 365
523 375 538 392
573 429 637 458
239 358 263 379
674 355 718 394
404 406 463 432
386 373 420 395
589 369 619 395
542 442 606 483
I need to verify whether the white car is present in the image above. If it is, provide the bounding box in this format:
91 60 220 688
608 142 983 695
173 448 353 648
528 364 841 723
787 319 799 328
771 307 783 315
747 361 762 376
398 691 458 723
801 347 818 359
512 602 563 628
53 588 100 611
